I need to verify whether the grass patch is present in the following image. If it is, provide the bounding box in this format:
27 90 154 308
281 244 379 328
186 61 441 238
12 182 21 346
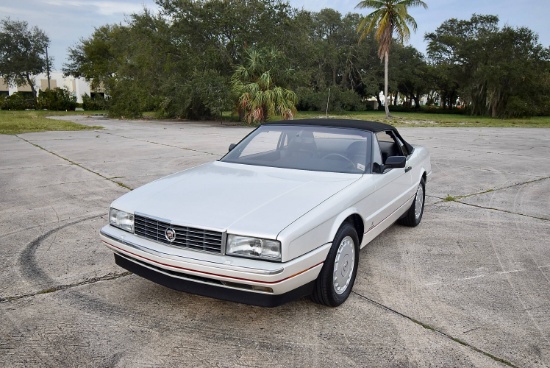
37 287 59 294
0 110 104 135
294 110 550 128
443 188 495 202
7 109 547 131
444 195 458 202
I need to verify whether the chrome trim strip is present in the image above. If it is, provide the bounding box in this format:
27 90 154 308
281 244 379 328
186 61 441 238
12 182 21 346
134 211 171 225
101 229 285 276
134 211 224 233
221 231 227 256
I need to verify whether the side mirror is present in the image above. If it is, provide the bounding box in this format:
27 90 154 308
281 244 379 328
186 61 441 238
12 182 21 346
384 156 406 169
228 143 237 152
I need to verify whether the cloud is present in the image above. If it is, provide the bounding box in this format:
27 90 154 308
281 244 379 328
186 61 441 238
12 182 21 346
289 0 358 13
2 0 158 70
43 0 152 16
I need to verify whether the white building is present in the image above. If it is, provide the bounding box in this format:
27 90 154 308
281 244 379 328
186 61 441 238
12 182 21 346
0 72 100 103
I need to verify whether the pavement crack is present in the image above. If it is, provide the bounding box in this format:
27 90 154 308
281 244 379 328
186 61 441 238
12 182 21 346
15 135 133 190
432 176 549 221
434 196 549 221
351 291 519 368
0 272 131 303
436 176 549 203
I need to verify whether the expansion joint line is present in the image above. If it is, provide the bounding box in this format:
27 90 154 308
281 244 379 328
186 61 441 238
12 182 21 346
99 131 216 156
455 201 549 222
15 135 133 190
432 175 549 222
462 176 549 199
351 291 518 368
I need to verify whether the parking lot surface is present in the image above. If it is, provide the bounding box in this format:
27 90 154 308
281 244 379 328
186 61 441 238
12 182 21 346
1 116 549 367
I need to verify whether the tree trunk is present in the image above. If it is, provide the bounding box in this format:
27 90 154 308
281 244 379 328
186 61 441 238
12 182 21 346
25 73 37 108
24 73 36 98
384 51 390 118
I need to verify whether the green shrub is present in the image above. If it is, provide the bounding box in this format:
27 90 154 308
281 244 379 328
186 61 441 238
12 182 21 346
37 88 77 111
157 71 232 120
82 93 110 111
106 78 156 118
295 87 323 111
297 87 365 113
502 96 532 118
0 92 35 110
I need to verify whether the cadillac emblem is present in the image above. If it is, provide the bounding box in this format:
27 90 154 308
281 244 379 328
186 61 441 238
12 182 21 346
165 228 177 242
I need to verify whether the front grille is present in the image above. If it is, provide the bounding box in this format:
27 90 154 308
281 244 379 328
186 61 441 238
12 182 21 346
134 214 223 254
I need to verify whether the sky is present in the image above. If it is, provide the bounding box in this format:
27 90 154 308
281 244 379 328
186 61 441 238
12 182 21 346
2 0 549 71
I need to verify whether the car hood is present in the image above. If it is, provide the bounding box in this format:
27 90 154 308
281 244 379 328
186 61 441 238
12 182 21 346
112 161 361 238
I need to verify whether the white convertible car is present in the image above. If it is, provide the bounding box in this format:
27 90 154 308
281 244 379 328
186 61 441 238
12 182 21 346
100 119 431 307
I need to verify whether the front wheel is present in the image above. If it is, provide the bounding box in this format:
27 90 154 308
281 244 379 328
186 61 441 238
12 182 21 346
399 178 425 227
311 222 359 307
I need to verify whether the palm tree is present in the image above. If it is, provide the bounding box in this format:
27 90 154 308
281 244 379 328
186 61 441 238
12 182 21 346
231 49 297 124
356 0 427 117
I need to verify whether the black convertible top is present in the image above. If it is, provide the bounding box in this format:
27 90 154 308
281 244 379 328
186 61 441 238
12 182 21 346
264 118 394 132
263 118 414 153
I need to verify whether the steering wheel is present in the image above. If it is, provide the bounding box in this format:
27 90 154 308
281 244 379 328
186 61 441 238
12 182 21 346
321 153 355 168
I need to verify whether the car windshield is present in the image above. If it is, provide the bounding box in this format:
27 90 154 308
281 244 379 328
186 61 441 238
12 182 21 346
221 125 371 173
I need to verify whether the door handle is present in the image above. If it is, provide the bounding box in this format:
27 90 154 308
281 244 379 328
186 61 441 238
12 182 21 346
405 166 412 173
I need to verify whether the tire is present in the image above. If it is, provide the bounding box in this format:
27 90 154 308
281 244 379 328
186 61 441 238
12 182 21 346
399 177 425 227
311 222 359 307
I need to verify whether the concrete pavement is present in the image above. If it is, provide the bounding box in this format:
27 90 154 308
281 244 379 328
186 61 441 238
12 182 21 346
1 116 549 367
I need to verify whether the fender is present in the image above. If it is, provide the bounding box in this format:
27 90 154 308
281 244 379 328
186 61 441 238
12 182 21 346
328 207 364 246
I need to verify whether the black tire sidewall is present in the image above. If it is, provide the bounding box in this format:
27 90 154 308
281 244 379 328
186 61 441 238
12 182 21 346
400 177 425 227
414 178 426 225
318 222 359 307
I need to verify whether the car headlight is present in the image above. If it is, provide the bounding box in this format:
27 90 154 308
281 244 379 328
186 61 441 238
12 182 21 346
109 208 134 233
226 235 281 261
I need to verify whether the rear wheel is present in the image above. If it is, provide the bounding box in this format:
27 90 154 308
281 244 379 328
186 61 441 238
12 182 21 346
311 222 359 307
399 178 425 227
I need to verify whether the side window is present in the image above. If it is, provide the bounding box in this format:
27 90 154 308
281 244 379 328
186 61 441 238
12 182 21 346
375 131 405 164
394 135 410 156
371 136 384 173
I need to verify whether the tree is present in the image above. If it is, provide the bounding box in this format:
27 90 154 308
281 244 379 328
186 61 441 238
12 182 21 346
0 18 51 101
392 45 429 108
65 0 297 119
231 48 297 123
426 14 550 117
64 0 440 119
356 0 427 117
64 24 123 91
290 10 378 112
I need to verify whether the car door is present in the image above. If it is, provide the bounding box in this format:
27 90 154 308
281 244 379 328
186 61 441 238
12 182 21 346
368 130 414 227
